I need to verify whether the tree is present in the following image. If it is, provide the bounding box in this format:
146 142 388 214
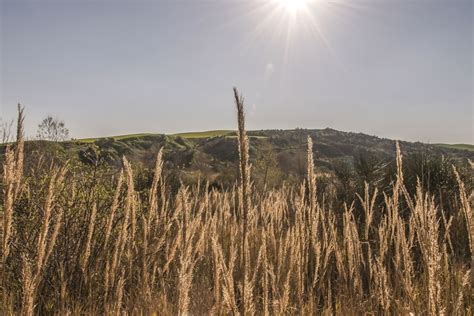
37 116 69 141
254 141 282 189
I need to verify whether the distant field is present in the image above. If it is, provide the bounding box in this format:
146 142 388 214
77 133 159 143
435 143 474 152
171 130 235 138
77 131 234 143
171 130 268 139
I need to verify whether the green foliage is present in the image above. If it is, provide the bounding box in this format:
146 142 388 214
4 129 473 191
435 143 474 152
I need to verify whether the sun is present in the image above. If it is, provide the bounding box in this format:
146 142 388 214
275 0 312 14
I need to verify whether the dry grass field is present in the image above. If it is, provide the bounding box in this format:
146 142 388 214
1 90 472 315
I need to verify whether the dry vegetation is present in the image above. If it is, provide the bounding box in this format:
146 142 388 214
1 93 473 315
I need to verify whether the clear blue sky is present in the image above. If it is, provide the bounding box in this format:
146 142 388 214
1 0 472 143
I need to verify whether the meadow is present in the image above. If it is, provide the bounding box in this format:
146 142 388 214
1 89 472 315
435 144 474 152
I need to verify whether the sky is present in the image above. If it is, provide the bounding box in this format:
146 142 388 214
0 0 472 143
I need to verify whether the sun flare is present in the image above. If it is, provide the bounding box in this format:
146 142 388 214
275 0 312 14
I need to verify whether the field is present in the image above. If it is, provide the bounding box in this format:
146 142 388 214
78 129 271 142
172 130 235 139
78 131 234 143
77 133 160 143
436 143 474 152
1 94 473 315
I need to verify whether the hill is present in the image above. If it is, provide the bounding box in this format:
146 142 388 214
19 128 472 188
435 143 474 152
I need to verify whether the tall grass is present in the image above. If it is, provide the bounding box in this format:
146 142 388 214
0 92 472 315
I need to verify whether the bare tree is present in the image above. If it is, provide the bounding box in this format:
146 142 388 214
0 119 14 144
37 116 69 141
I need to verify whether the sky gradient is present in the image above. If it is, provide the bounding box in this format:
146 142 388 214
1 0 472 143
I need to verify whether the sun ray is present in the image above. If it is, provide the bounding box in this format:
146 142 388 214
301 6 348 73
210 0 363 83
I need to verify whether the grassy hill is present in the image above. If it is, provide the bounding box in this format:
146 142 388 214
435 143 474 152
76 131 234 143
171 130 234 139
16 129 467 189
78 133 160 143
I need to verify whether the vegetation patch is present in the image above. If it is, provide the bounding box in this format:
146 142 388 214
435 143 474 152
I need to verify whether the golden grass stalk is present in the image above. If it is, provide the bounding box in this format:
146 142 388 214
109 157 134 291
1 147 15 262
453 165 473 288
149 148 164 224
36 166 66 273
307 136 317 212
14 104 25 198
81 203 97 271
104 169 124 252
234 87 251 315
2 105 25 311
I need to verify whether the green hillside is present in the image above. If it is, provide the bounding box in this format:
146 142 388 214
171 130 234 138
78 133 159 143
435 143 474 152
12 129 473 190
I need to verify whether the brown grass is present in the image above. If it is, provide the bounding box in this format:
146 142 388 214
0 91 472 315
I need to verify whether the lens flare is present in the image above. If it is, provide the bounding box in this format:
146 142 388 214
275 0 311 14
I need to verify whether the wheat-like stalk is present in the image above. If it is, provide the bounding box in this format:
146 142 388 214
104 169 124 252
453 165 473 288
307 136 317 212
234 87 251 315
1 105 25 311
81 203 97 272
